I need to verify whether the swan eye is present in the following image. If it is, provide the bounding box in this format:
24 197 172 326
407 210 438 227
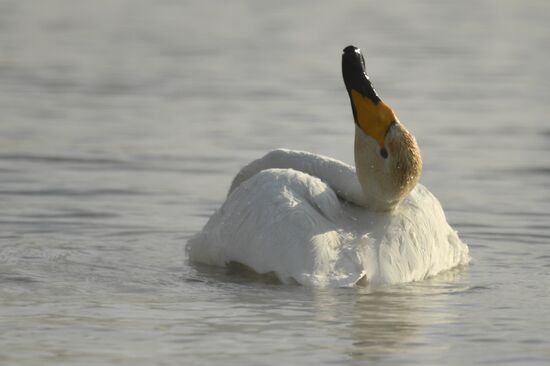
380 147 388 159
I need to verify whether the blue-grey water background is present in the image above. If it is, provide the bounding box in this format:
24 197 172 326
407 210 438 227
1 1 549 365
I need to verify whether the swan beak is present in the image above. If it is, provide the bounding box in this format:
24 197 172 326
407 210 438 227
342 46 397 148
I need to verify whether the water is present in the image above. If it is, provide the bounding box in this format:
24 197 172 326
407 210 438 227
1 0 549 364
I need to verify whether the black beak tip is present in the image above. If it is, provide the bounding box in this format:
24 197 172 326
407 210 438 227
342 44 380 104
343 45 359 54
342 45 365 73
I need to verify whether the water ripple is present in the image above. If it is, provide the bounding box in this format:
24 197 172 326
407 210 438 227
0 153 124 166
0 188 146 197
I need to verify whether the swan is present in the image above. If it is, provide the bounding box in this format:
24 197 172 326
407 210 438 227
187 46 470 287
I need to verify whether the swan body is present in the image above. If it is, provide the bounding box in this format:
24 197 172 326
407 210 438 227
187 149 469 286
187 46 470 286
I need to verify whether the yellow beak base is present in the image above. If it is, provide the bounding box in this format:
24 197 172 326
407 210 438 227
351 89 396 148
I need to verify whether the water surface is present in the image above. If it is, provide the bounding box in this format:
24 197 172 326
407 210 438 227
1 1 550 365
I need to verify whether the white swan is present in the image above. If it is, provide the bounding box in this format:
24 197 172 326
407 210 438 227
187 46 470 287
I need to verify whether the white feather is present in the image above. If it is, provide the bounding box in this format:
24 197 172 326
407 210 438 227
187 150 470 287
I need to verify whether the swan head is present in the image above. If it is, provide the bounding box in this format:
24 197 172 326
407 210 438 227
342 46 422 211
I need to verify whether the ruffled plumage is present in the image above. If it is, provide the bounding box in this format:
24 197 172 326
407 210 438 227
187 151 470 287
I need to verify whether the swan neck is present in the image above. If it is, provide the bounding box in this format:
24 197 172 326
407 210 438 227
353 128 403 212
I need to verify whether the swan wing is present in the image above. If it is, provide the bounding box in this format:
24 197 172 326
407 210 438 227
370 184 471 284
187 168 368 286
229 149 366 205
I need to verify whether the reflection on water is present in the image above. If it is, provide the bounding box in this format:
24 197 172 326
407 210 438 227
313 288 421 362
310 269 471 364
350 292 420 362
1 0 550 365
